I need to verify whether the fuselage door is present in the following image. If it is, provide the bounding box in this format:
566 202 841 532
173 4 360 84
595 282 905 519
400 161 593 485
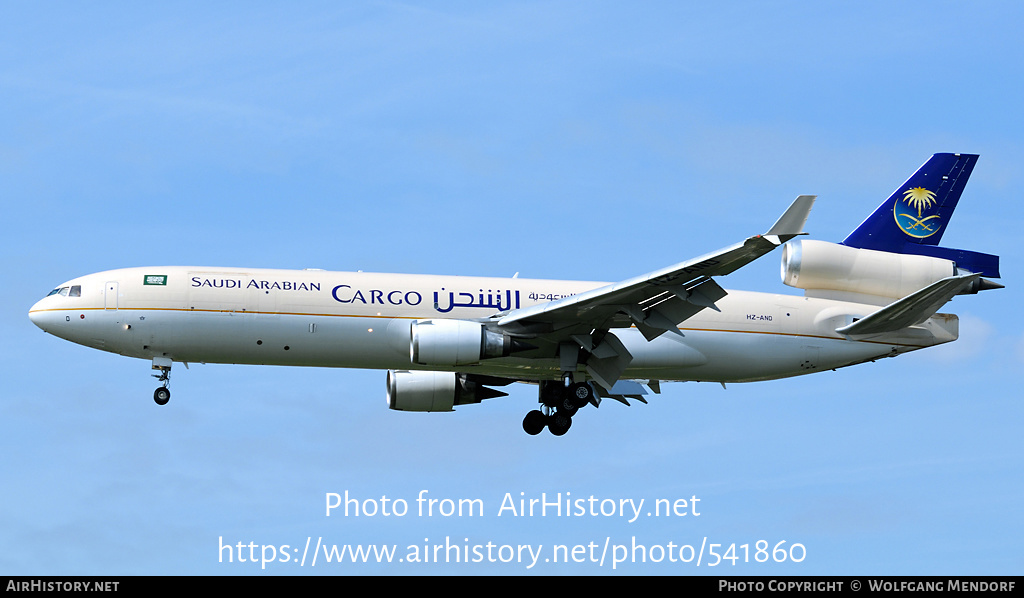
104 281 119 310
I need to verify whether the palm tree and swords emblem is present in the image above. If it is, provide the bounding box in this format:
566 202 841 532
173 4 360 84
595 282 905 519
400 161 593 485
894 186 941 238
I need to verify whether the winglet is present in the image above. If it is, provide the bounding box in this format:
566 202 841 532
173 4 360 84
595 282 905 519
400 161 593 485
765 195 816 242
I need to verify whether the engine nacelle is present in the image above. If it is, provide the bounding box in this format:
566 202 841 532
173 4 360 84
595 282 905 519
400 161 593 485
386 370 507 412
782 240 956 300
410 319 516 366
386 370 458 412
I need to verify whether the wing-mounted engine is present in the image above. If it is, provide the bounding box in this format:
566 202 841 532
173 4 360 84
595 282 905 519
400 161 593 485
410 319 531 366
386 370 512 412
781 239 958 301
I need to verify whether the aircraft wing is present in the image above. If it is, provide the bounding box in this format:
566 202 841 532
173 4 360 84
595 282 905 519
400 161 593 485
497 195 814 335
494 195 815 388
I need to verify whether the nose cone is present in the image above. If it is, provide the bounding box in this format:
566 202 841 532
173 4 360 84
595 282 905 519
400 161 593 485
29 301 44 330
29 299 53 333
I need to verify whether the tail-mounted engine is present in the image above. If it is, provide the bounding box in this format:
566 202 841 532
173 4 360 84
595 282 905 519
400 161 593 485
782 240 956 300
410 319 529 366
386 370 511 412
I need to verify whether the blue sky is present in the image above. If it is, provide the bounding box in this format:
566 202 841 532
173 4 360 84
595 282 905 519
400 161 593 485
3 1 1022 574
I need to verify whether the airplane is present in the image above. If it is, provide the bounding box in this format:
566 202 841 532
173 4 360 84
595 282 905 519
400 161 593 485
29 153 1002 436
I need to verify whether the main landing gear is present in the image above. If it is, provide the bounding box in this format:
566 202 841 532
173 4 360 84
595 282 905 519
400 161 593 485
522 377 595 436
151 357 172 406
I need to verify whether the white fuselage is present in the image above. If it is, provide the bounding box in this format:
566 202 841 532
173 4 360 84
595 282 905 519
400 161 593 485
28 266 958 384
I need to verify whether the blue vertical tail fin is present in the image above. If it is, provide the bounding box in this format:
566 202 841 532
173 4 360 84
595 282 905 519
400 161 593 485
841 153 1000 278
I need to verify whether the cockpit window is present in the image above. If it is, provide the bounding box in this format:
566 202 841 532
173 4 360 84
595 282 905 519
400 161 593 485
45 285 81 298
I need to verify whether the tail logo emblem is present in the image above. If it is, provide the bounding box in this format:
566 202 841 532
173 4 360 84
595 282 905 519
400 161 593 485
894 186 941 238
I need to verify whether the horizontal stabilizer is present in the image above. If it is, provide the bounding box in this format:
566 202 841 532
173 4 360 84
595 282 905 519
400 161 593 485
836 273 980 336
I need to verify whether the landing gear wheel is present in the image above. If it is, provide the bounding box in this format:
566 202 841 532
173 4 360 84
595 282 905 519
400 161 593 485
559 395 579 416
523 410 547 435
569 382 593 408
154 387 171 406
533 380 579 436
548 412 572 436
